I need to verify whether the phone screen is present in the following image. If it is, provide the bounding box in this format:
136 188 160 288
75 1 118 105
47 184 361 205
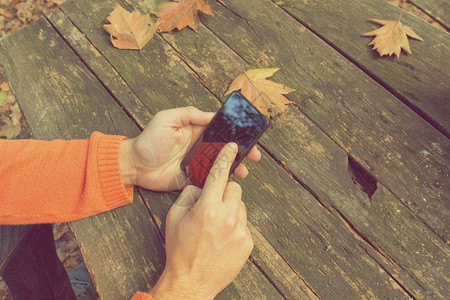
181 91 269 188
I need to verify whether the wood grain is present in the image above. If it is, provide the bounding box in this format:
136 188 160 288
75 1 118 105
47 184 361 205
3 2 288 299
47 0 443 297
45 8 153 128
195 0 449 242
0 18 164 300
3 0 445 298
412 0 450 28
274 0 450 134
105 0 449 297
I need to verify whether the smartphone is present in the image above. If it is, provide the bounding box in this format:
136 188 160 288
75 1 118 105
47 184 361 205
181 91 269 188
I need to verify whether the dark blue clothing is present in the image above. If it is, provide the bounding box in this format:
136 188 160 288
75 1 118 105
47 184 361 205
0 224 76 300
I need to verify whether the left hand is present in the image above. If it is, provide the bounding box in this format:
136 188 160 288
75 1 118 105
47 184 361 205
119 106 261 191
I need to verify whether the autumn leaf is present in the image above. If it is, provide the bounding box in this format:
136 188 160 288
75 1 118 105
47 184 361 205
103 4 159 50
363 18 423 58
225 68 295 118
152 0 214 32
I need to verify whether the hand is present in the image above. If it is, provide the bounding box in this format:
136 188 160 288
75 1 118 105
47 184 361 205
119 106 261 191
150 143 254 299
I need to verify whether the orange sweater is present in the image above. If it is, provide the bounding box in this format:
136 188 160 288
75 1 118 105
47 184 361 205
0 132 154 300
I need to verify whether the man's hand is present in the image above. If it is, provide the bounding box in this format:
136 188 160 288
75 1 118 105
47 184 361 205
119 106 261 191
150 143 254 299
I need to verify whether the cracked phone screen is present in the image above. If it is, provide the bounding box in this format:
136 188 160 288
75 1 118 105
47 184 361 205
181 91 269 188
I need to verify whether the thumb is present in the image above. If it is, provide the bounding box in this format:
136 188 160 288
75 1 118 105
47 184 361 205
174 185 202 209
167 185 202 222
178 106 215 127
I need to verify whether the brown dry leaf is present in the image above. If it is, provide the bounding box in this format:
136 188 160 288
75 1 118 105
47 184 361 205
0 82 10 92
53 222 70 240
50 0 66 5
0 114 21 139
103 4 159 50
152 0 214 32
363 18 423 58
0 94 15 113
9 102 21 126
0 8 13 18
225 68 295 118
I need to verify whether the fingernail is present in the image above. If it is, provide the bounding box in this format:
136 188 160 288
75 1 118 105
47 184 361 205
228 142 238 153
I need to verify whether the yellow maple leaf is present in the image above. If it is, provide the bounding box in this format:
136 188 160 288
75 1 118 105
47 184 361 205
225 68 295 118
152 0 214 32
103 4 159 50
363 18 423 58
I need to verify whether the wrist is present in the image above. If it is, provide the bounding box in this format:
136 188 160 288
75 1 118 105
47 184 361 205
119 138 137 186
150 270 208 300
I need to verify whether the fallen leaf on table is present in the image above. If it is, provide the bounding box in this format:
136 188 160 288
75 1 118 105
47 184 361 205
152 0 214 32
51 0 67 5
363 18 423 58
103 4 159 50
225 68 295 118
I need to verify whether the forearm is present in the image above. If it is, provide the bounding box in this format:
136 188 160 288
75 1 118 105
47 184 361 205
0 132 133 224
120 138 138 186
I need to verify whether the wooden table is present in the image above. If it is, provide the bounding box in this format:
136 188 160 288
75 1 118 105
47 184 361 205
1 0 449 299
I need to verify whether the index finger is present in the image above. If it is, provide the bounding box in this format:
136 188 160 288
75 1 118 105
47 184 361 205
199 142 238 206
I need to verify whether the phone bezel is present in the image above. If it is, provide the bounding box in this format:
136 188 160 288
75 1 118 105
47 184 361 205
180 90 269 184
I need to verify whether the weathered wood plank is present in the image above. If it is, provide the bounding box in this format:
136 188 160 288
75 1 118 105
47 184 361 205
98 0 449 297
137 190 292 300
41 4 286 300
45 8 153 128
196 0 449 241
138 154 413 299
140 191 319 300
0 18 165 300
412 0 450 29
49 0 427 298
275 0 450 134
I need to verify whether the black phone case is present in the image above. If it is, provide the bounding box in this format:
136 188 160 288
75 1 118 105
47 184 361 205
181 91 269 181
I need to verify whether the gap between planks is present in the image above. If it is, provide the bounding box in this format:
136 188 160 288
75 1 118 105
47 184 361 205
44 8 298 298
156 6 447 249
215 0 449 138
44 3 439 298
44 10 152 130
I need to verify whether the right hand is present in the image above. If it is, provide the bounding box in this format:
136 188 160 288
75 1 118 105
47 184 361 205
150 143 254 300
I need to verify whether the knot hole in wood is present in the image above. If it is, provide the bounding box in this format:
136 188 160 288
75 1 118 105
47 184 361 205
347 156 377 199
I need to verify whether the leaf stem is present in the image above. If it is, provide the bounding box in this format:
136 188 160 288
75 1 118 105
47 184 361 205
397 0 405 22
140 50 151 63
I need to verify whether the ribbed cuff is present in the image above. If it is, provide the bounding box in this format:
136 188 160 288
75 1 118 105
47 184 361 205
131 292 155 300
96 133 134 209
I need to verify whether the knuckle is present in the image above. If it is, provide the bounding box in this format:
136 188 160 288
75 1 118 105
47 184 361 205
227 181 242 195
199 206 218 223
154 109 166 118
235 226 248 240
239 202 248 217
186 106 198 113
246 234 254 253
240 200 246 210
224 215 238 232
166 207 176 224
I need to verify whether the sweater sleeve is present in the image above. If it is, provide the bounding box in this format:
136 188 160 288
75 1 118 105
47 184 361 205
131 292 155 300
0 132 133 224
